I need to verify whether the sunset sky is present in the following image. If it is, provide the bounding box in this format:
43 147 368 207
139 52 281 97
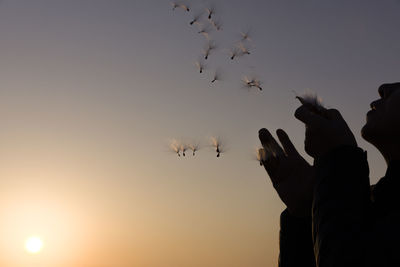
0 1 399 266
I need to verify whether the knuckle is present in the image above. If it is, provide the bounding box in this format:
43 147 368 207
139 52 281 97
294 106 304 118
328 108 342 118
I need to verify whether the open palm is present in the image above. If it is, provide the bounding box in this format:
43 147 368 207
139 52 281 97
259 128 315 217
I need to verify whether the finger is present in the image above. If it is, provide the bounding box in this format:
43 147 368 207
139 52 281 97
294 105 326 127
258 128 285 157
261 148 280 183
258 128 273 148
295 96 306 105
276 129 300 158
259 129 284 184
325 108 343 121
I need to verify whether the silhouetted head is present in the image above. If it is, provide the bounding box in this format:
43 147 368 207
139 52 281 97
361 83 400 163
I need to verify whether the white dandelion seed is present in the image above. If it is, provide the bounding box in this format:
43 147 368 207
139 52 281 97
241 76 263 91
170 2 179 10
238 42 251 55
189 12 203 26
198 25 211 39
210 18 222 31
294 90 327 116
188 142 201 156
206 6 216 20
210 136 225 158
211 69 222 83
169 139 181 157
180 143 188 157
195 60 206 73
203 41 217 60
229 47 241 60
179 3 190 12
240 30 252 42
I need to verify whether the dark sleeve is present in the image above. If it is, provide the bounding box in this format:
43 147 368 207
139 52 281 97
312 146 371 267
279 209 316 267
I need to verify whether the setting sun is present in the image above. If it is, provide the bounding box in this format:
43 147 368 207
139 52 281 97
25 237 43 254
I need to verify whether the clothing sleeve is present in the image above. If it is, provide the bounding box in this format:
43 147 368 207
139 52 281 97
312 146 371 267
279 209 316 267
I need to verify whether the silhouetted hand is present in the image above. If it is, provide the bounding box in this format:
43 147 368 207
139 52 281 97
259 128 315 217
294 106 357 159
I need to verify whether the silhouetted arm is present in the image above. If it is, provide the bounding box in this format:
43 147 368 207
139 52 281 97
312 146 371 267
279 209 316 267
257 128 316 266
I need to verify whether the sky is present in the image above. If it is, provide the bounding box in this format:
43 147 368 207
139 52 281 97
0 0 399 266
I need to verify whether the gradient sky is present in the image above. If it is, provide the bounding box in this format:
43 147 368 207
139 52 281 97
0 1 399 266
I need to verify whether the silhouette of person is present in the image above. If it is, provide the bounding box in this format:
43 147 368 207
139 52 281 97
258 83 400 267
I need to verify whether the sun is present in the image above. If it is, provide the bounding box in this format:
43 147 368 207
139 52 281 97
25 236 43 254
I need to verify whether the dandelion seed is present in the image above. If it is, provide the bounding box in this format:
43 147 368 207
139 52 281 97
203 41 216 60
195 60 206 73
294 91 327 116
241 76 263 91
198 26 211 39
211 69 221 83
189 13 202 26
169 139 181 157
170 2 179 10
229 47 241 60
206 6 215 20
252 79 262 91
188 143 200 156
210 18 222 31
240 30 252 42
179 143 188 157
210 136 225 158
241 76 253 89
238 42 251 55
204 50 210 60
255 148 266 166
179 3 190 12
